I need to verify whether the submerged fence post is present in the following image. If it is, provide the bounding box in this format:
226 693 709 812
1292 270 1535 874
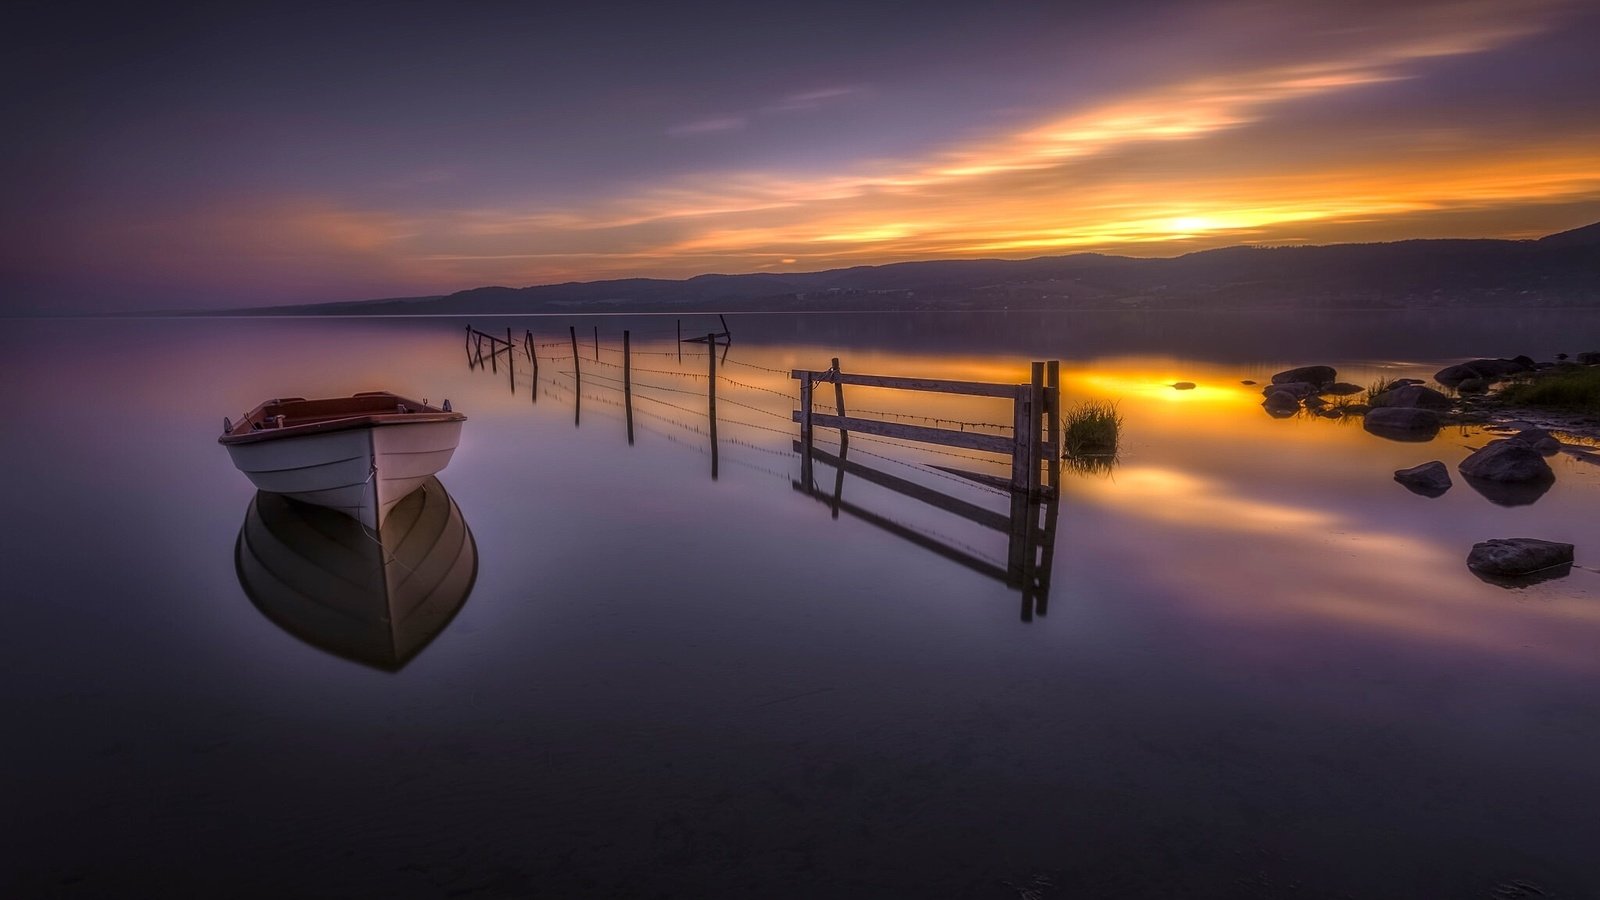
1010 383 1031 492
593 325 599 360
1029 362 1044 499
829 363 846 518
707 333 718 480
677 319 681 362
623 330 634 445
831 356 848 454
799 372 815 487
570 325 580 427
1045 360 1060 487
708 333 719 478
507 327 515 394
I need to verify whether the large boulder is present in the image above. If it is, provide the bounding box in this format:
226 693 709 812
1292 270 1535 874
1363 407 1441 441
1371 384 1452 410
1467 538 1574 582
1577 351 1600 365
1322 382 1364 396
1458 440 1555 483
1271 365 1336 386
1394 461 1451 497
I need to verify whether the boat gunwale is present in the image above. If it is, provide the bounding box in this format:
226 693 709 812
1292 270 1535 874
219 393 465 445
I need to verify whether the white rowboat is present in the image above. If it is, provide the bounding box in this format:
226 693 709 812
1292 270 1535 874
220 391 465 529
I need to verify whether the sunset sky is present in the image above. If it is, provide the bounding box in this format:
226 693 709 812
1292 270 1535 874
5 0 1600 312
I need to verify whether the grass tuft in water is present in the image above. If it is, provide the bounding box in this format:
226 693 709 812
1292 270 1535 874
1496 367 1600 414
1064 400 1122 459
1365 376 1398 405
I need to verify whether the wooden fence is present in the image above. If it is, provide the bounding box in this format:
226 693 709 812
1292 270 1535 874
791 361 1059 496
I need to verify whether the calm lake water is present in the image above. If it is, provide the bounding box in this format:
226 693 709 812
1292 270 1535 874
4 310 1599 899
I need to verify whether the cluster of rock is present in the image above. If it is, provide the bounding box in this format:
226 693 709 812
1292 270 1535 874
1391 428 1573 583
1392 428 1559 504
1258 366 1366 419
1256 349 1599 438
1435 352 1600 396
1249 355 1593 585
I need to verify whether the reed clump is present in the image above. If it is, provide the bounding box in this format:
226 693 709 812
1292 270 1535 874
1365 376 1398 405
1496 366 1600 414
1063 400 1122 458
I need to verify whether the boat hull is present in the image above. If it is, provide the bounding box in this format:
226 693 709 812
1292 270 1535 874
224 420 462 529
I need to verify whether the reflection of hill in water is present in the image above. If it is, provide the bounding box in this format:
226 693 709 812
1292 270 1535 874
235 476 477 671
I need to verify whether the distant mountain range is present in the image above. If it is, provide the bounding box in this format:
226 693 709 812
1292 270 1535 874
230 221 1600 316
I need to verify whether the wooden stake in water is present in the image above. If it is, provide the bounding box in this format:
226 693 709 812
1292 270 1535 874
1045 359 1060 480
708 333 718 480
798 372 814 488
623 330 634 445
570 325 581 427
593 325 599 360
1029 362 1044 498
830 356 848 453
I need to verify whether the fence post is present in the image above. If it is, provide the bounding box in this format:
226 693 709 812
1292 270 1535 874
828 359 846 519
1010 384 1032 492
831 356 848 453
677 319 681 362
1046 359 1060 480
1030 362 1044 499
570 326 580 427
507 327 515 394
799 373 814 487
623 330 634 445
707 333 718 480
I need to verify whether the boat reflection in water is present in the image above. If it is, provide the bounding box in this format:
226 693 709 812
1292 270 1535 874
235 476 477 671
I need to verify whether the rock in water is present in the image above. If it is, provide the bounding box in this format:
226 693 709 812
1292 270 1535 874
1323 382 1364 396
1394 461 1451 497
1363 407 1441 441
1171 382 1196 390
1371 384 1452 410
1467 538 1574 579
1435 358 1534 386
1458 440 1555 483
1262 391 1302 415
1271 365 1336 386
1509 428 1562 456
1262 381 1316 399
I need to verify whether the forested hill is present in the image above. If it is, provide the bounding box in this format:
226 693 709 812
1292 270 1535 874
235 221 1600 315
